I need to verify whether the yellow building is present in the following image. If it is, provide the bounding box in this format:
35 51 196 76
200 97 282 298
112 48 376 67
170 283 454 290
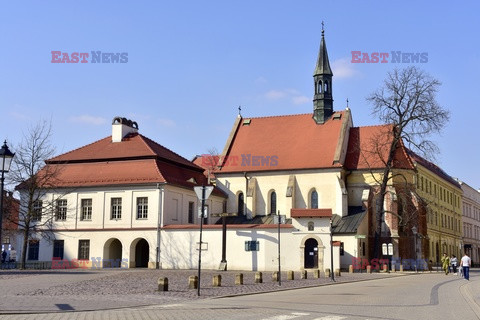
408 151 462 265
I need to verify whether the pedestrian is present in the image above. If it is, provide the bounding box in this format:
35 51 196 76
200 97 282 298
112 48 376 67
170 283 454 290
451 255 458 275
9 247 16 263
441 253 450 275
460 253 471 280
1 250 6 264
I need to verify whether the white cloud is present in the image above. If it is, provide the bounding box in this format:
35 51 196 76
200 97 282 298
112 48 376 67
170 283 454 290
157 118 176 128
254 76 267 85
264 90 288 100
9 111 30 121
70 115 107 125
292 95 309 105
331 58 360 79
263 89 309 105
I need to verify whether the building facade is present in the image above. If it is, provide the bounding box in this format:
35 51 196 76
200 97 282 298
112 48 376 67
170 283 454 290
458 180 480 266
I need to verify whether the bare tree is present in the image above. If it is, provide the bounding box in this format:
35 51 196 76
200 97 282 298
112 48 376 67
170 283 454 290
366 66 450 258
6 120 68 268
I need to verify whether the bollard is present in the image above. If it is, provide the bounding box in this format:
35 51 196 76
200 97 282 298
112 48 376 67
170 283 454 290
287 270 294 280
213 275 222 287
335 268 341 277
392 264 396 273
325 268 331 278
366 265 372 274
255 271 263 283
313 269 321 278
301 270 307 279
349 265 354 273
158 277 168 291
382 264 388 273
272 271 279 282
188 275 198 289
400 264 404 272
235 273 244 285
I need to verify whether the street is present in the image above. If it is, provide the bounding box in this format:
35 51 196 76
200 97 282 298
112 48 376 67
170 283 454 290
1 271 478 319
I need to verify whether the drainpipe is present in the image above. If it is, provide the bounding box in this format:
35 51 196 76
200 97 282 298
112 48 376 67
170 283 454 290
156 183 166 269
244 172 249 218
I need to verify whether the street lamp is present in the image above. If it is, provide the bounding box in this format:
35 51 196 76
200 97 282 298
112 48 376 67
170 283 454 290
0 141 15 253
412 226 418 273
330 218 335 282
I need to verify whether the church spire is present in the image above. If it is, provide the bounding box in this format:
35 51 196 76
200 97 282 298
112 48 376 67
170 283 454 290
313 23 334 124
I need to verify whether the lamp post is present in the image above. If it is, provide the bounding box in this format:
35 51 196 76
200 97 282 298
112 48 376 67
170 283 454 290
412 226 418 273
330 218 335 282
0 141 15 254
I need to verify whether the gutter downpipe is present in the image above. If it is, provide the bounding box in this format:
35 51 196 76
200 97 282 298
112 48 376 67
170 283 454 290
156 183 166 269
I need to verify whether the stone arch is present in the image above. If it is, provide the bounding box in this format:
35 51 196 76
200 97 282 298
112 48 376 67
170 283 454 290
103 238 123 268
300 235 325 270
129 238 150 268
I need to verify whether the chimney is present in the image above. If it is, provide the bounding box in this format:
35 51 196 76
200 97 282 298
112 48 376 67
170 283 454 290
112 117 138 142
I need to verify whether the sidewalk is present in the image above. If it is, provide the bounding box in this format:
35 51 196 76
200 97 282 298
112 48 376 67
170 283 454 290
0 268 409 314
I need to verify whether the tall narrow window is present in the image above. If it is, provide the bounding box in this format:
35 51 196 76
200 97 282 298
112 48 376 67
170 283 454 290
78 240 90 260
32 200 42 221
28 240 39 260
55 199 67 221
111 198 122 220
203 204 209 225
188 201 194 224
81 199 92 221
311 190 318 209
136 197 148 219
270 191 277 214
238 192 244 215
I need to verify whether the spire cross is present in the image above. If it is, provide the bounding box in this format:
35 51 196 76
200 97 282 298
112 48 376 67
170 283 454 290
346 98 349 107
238 105 242 116
321 21 324 31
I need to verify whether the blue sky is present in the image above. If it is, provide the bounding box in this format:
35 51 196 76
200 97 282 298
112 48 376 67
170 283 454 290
1 1 479 188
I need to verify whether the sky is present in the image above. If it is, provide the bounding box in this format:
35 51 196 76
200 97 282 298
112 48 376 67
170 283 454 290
1 1 479 189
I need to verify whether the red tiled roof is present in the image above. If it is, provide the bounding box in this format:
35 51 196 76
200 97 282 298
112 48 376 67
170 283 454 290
192 155 219 179
218 112 346 172
48 133 199 170
345 125 415 170
26 133 226 197
407 149 461 189
290 208 332 218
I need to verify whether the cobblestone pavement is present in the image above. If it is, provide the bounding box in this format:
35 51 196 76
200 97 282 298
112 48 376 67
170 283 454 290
0 268 409 314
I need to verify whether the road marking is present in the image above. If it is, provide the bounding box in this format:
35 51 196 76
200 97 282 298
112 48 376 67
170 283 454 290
291 313 310 316
312 316 346 320
261 314 303 320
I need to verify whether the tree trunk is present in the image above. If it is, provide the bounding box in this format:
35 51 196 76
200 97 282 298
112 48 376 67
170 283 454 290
21 226 29 269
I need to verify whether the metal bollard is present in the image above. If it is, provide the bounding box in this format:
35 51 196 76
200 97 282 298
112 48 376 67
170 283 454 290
349 265 354 273
272 271 279 282
287 270 294 280
235 273 244 285
301 270 307 279
213 275 221 287
335 268 341 277
313 269 321 278
325 268 331 278
255 271 263 283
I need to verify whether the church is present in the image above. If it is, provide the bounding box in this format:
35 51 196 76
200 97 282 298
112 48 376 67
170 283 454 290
15 28 434 272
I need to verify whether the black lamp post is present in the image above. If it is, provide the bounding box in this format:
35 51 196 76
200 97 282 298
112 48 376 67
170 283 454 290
0 141 15 253
330 218 335 282
412 226 418 273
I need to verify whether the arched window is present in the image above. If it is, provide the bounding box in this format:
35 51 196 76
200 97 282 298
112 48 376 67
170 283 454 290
238 192 244 215
324 81 329 93
308 221 314 231
270 191 277 214
318 80 323 93
310 190 318 209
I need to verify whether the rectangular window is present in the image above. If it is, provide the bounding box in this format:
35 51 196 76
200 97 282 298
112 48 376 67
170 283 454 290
245 240 259 251
53 240 64 260
81 199 92 221
32 200 42 221
78 240 90 260
136 197 148 219
188 201 194 224
55 199 67 221
28 240 39 260
111 198 122 220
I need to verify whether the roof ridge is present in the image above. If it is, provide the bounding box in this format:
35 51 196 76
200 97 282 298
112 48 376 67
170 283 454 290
352 123 393 130
139 134 201 170
243 110 344 120
48 136 111 162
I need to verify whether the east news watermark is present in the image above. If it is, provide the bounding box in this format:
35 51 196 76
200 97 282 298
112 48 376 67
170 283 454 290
51 51 128 63
351 51 428 63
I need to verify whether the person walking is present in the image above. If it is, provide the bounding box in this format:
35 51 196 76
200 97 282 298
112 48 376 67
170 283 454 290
460 253 471 280
441 253 450 275
451 255 458 275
